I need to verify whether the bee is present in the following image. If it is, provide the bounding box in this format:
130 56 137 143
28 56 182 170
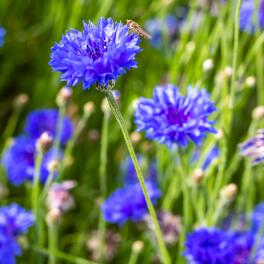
126 19 152 40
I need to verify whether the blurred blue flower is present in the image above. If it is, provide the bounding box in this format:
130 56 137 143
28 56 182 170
49 17 141 89
122 155 157 186
0 203 34 236
134 84 216 148
184 228 253 264
240 0 264 33
2 136 59 186
24 109 74 145
101 182 161 224
0 27 5 47
239 129 264 165
250 202 264 233
0 204 34 264
145 15 180 48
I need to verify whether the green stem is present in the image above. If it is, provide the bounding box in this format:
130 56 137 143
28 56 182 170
48 223 58 264
230 0 242 120
106 90 171 264
31 151 44 245
54 105 65 154
59 109 92 179
34 246 98 264
98 111 109 262
127 250 140 264
41 171 55 201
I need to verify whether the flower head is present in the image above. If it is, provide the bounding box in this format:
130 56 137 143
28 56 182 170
49 17 141 89
0 27 5 47
239 129 264 165
2 136 60 185
101 182 161 225
24 109 73 146
240 0 264 33
0 204 34 264
134 84 216 147
184 228 252 264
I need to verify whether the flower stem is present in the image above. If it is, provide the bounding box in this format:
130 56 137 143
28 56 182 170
98 111 109 262
230 0 242 120
48 222 58 264
54 105 65 155
59 108 92 179
106 90 171 264
31 151 44 245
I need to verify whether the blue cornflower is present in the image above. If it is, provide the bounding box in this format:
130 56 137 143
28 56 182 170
184 228 253 264
134 84 216 148
2 136 59 185
49 17 141 89
0 27 5 47
240 0 264 33
239 129 264 165
121 155 157 186
24 109 73 145
0 204 34 264
101 182 161 225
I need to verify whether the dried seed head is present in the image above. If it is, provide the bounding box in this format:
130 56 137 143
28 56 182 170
132 240 144 253
203 58 214 72
36 132 53 153
220 183 237 201
246 76 256 88
83 101 95 115
56 87 72 107
13 93 29 109
252 106 264 120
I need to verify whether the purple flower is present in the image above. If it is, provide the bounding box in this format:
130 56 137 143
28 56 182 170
0 27 5 47
134 84 216 147
49 18 141 89
240 0 264 33
24 109 73 146
250 202 264 233
2 136 60 185
101 182 161 225
239 129 264 165
0 204 34 264
184 228 253 264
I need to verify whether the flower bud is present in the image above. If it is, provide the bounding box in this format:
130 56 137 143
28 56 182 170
13 93 29 110
83 101 95 115
56 87 72 107
202 58 214 72
47 160 59 173
192 168 204 184
132 240 144 254
220 183 237 201
252 106 264 121
246 76 256 88
101 97 111 115
46 208 61 224
36 132 53 153
131 131 141 143
224 66 233 78
215 129 224 140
